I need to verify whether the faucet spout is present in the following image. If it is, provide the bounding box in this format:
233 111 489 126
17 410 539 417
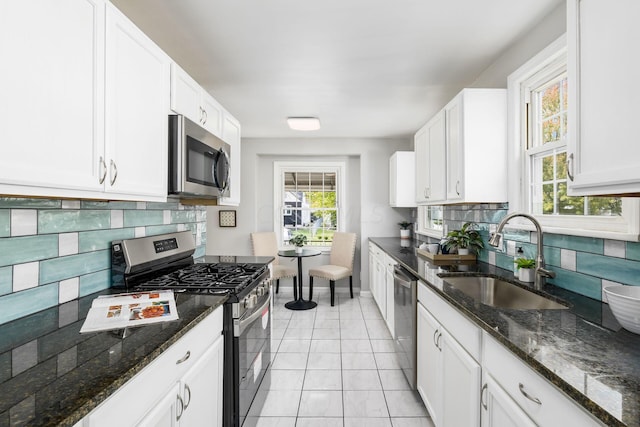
490 212 554 291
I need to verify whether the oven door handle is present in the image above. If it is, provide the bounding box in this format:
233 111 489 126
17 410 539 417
234 296 270 337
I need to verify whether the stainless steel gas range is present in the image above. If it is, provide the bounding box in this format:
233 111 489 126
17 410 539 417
111 231 273 427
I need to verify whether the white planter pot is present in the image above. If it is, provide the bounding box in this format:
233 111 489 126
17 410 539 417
518 268 535 282
457 248 470 255
295 246 303 254
400 229 411 239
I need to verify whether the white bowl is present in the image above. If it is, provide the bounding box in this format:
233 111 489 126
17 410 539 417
603 285 640 334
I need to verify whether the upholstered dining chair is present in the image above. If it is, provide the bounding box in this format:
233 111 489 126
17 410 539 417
251 232 298 298
308 232 357 306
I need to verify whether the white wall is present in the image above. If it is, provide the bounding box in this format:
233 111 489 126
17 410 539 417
207 137 412 293
471 3 566 88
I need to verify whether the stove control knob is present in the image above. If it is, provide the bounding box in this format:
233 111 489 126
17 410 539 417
246 294 257 309
257 287 265 297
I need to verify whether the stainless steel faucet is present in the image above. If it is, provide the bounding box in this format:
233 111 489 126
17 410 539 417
488 212 555 290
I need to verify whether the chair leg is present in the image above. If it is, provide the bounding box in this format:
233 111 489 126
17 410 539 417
276 279 280 294
349 276 353 298
293 277 298 300
309 276 314 301
330 280 335 306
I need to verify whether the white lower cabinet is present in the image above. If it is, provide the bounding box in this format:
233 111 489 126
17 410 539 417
416 299 481 427
84 308 224 427
481 373 536 427
482 332 603 427
384 253 396 335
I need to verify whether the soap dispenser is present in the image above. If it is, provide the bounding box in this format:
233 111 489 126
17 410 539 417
513 247 523 273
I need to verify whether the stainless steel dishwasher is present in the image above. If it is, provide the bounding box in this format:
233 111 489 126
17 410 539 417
393 264 417 389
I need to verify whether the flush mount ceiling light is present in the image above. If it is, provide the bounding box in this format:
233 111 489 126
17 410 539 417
287 117 321 131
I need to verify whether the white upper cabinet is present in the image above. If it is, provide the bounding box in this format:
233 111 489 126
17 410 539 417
104 3 169 201
444 89 507 204
390 151 416 207
171 63 223 138
218 113 241 206
0 0 170 202
0 0 106 196
567 0 640 195
414 88 507 206
415 111 447 204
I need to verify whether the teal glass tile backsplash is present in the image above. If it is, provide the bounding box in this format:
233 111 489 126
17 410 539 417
0 197 207 325
442 204 640 302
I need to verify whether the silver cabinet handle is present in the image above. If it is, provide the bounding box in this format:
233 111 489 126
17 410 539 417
433 329 439 348
109 160 118 186
519 383 542 405
199 106 204 124
183 384 192 410
455 180 460 196
481 383 488 410
176 350 191 364
202 108 207 125
99 156 107 184
436 332 442 351
176 393 184 421
567 153 575 181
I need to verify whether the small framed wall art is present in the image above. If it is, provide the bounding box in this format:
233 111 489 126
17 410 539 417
219 210 237 227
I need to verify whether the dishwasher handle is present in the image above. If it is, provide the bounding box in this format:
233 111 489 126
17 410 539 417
394 265 416 289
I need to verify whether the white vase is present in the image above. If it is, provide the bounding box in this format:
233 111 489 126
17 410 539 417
295 246 303 253
457 248 470 255
400 229 410 239
518 268 535 282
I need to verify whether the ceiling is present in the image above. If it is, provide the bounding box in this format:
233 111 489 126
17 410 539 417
112 0 562 139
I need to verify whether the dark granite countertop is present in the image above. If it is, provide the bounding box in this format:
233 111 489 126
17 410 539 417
0 290 228 427
370 237 640 427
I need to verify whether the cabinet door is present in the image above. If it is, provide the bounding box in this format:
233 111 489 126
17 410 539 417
218 113 241 206
105 3 169 200
201 93 223 137
415 112 446 204
414 125 429 203
567 0 640 195
385 257 396 334
170 63 201 124
137 383 180 427
178 335 224 426
481 374 536 427
441 328 481 427
416 302 441 425
0 0 105 194
445 96 463 201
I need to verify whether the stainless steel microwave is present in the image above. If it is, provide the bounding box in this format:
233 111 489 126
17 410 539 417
168 114 230 199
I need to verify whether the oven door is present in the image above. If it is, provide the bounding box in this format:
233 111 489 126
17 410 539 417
235 294 271 425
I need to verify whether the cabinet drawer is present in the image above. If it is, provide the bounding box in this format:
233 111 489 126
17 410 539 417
482 332 603 427
418 281 481 361
87 307 223 426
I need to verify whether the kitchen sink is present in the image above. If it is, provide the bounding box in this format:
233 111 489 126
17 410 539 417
443 276 568 310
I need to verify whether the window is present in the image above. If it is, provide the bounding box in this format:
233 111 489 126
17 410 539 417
526 71 621 218
508 35 637 239
274 161 345 247
416 205 444 238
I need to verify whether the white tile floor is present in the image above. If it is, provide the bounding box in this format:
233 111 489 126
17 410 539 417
244 286 435 427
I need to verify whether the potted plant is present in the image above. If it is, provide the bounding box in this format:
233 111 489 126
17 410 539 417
515 257 536 282
289 233 308 253
443 222 484 255
398 221 413 240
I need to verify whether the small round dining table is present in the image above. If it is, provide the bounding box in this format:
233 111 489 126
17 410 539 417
278 248 321 310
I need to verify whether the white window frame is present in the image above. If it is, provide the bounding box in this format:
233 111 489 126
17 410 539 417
416 205 444 239
507 34 640 240
273 161 346 249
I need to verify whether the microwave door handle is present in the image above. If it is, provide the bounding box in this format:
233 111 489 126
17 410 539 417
220 149 230 193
